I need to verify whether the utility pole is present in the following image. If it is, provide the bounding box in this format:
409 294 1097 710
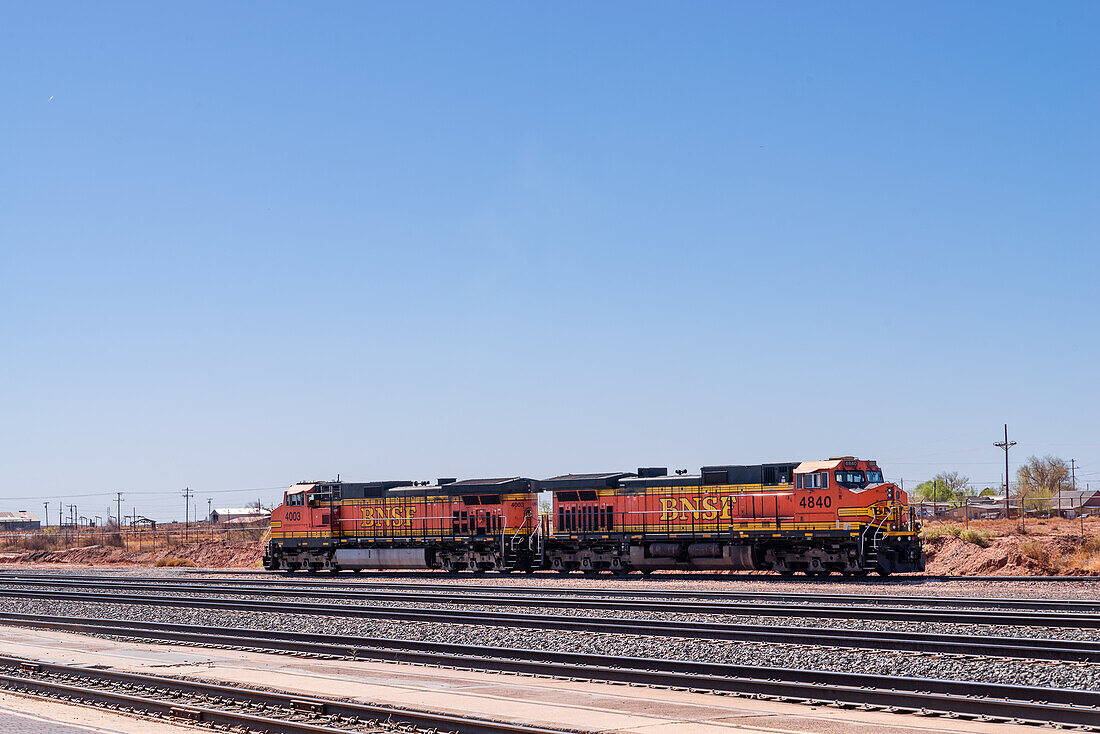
207 498 213 523
182 487 192 540
43 502 49 530
116 492 123 529
994 424 1016 524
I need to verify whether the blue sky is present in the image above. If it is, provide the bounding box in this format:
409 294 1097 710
2 3 1098 521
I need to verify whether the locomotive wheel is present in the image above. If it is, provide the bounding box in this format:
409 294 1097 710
582 569 600 577
557 568 571 575
639 569 654 576
777 570 796 577
876 568 891 577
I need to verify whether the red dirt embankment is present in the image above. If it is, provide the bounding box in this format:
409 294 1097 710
0 541 263 569
923 518 1100 576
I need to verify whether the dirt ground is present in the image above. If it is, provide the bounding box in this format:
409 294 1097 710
1 518 1098 575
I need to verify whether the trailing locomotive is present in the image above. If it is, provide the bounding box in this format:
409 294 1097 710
263 456 923 576
265 477 539 573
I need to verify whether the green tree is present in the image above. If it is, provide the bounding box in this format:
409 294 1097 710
915 479 955 504
915 471 971 505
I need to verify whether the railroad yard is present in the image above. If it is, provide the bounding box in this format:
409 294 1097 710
0 569 1094 732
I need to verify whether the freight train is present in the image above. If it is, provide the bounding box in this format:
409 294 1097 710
263 457 924 576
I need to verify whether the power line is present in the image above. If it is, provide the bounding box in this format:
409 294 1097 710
0 484 289 502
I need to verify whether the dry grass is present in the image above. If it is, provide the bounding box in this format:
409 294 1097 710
923 524 993 547
959 528 993 547
1020 539 1049 564
155 557 198 567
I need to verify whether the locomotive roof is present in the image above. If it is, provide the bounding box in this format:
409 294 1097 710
796 458 877 473
619 474 703 489
542 472 635 489
443 477 537 492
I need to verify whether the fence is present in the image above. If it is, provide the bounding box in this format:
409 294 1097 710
0 524 269 554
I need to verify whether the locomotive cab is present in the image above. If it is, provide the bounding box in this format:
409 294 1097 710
793 457 923 575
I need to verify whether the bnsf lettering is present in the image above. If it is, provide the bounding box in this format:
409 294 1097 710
799 495 832 509
359 505 416 528
286 511 301 522
659 495 738 522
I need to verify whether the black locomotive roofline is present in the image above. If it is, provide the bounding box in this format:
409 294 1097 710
291 476 539 500
294 462 805 499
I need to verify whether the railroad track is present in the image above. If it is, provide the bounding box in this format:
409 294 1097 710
180 568 1100 582
0 654 561 734
2 572 1097 612
2 581 1100 631
0 611 1097 728
172 568 1100 582
0 586 1096 661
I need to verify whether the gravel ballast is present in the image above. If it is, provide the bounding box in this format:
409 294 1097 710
1 596 1099 692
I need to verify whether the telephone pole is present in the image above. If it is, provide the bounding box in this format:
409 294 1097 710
43 502 49 530
182 487 192 540
994 424 1016 522
116 492 123 529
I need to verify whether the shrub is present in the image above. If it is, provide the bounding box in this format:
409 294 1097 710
155 557 197 567
923 525 963 542
1020 539 1047 563
959 528 992 548
923 527 946 541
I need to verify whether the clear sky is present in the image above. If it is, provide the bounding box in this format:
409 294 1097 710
2 3 1098 522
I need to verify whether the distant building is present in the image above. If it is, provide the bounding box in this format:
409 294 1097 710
0 511 41 531
1051 490 1100 518
209 508 270 524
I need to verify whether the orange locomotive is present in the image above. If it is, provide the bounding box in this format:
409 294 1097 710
264 456 923 576
544 457 923 576
265 477 539 573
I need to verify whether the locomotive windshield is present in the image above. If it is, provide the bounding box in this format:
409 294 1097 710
866 470 884 483
834 470 867 488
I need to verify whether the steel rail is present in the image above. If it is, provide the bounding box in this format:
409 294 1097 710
0 656 565 734
2 583 1100 631
2 572 1097 613
0 612 1097 727
11 568 1100 584
0 585 1095 660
